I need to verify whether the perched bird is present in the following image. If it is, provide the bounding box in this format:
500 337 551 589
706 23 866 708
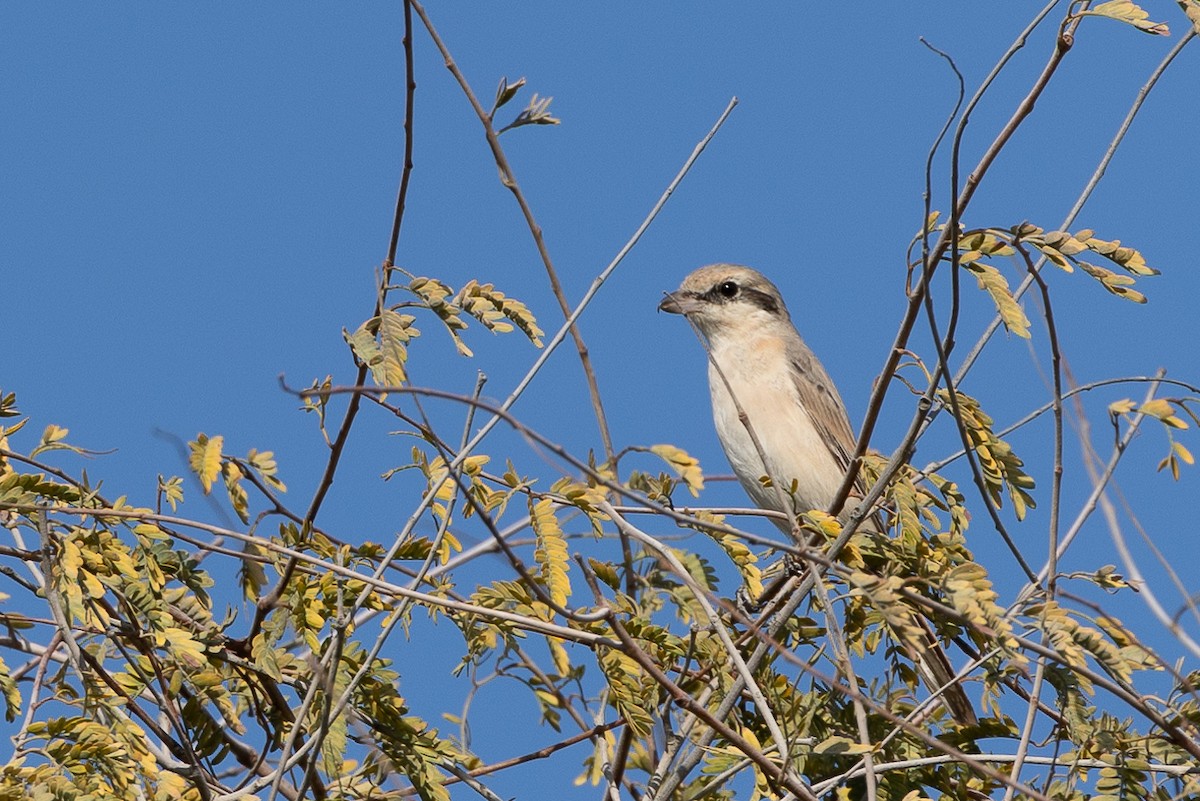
659 263 976 725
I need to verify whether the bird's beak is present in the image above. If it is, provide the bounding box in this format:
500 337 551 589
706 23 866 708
658 291 698 315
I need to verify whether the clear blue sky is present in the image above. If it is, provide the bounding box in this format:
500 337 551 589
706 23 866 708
3 4 1199 797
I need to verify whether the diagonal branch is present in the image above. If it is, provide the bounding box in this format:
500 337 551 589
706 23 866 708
831 8 1084 521
251 0 422 648
410 0 617 464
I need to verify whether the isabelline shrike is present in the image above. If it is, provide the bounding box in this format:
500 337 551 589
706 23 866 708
659 263 976 725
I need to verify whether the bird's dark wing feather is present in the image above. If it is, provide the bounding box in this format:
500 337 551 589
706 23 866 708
791 344 977 725
788 344 857 475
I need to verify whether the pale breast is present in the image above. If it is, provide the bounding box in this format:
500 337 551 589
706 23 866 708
706 334 846 531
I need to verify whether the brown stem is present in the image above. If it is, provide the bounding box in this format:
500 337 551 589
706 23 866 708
251 0 420 643
832 16 1080 517
409 0 616 464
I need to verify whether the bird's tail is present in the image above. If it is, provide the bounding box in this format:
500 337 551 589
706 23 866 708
911 617 978 727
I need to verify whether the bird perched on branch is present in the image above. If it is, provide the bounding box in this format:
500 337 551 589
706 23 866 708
659 263 976 726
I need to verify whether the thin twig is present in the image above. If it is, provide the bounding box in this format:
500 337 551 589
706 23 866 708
1032 374 1162 587
831 8 1082 520
1000 245 1067 801
580 563 822 801
920 376 1200 473
7 503 615 648
740 610 1056 801
922 259 1036 581
951 27 1196 387
811 751 1196 795
414 95 738 481
392 718 622 796
916 34 965 297
409 0 617 464
1091 432 1200 658
600 503 801 778
250 0 422 647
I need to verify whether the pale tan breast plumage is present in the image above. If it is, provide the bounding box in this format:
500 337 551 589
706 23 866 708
706 331 847 532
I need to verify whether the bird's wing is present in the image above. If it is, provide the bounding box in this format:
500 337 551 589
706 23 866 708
791 348 977 723
789 346 857 475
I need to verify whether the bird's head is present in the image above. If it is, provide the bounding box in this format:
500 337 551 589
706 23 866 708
659 264 791 343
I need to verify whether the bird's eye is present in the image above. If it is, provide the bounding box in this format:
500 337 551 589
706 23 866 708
717 281 739 298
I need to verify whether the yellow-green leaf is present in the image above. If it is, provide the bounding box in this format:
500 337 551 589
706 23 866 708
435 529 462 565
30 424 78 458
1043 230 1089 256
1078 261 1147 303
813 735 873 756
456 280 544 347
943 390 1036 519
378 309 419 387
251 631 283 681
162 626 207 670
589 558 621 590
1086 0 1170 34
493 75 527 113
1180 0 1200 34
188 434 224 494
1108 398 1137 416
157 475 185 511
410 275 473 356
963 261 1030 338
649 444 705 497
0 655 21 722
80 570 104 599
1082 235 1158 275
1039 246 1074 272
1140 398 1187 429
345 310 420 398
548 638 571 676
531 498 571 609
597 649 653 738
223 462 249 524
247 448 287 492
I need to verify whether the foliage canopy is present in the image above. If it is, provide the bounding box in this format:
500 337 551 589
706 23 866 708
2 3 1200 800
